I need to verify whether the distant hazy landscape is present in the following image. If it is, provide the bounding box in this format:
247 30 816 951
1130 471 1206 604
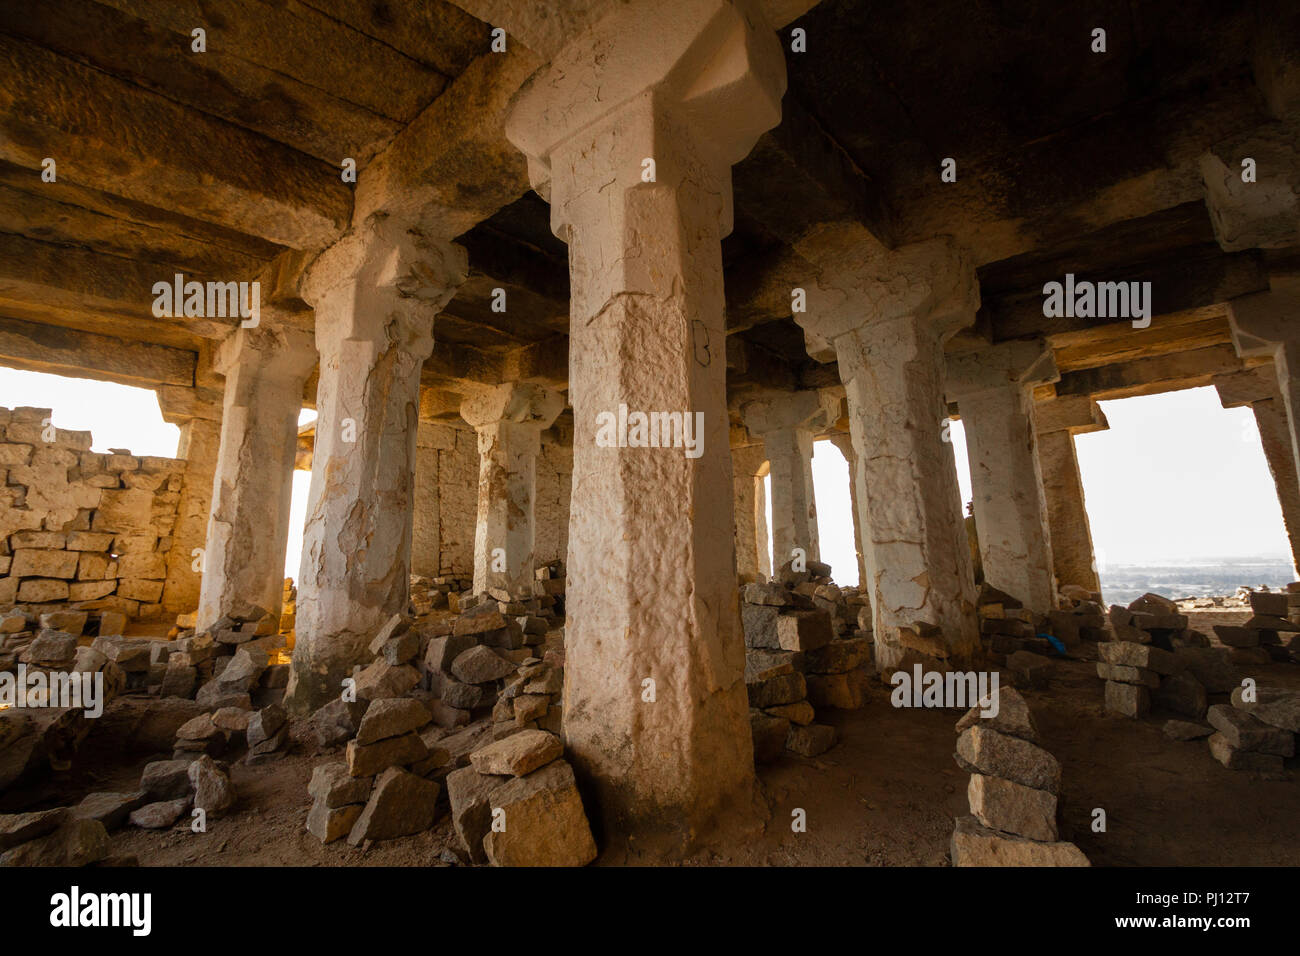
1098 556 1295 605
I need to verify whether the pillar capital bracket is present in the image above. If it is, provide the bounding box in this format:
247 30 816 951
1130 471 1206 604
947 338 1060 399
1228 277 1300 356
1032 395 1109 435
460 381 565 430
212 321 317 383
740 389 831 435
793 229 981 347
1213 365 1282 407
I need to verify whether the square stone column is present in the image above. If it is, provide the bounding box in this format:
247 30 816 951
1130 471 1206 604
286 216 467 714
731 441 769 582
158 389 223 616
741 391 828 567
794 229 981 669
196 321 317 631
506 0 784 850
947 339 1060 614
826 431 868 589
1032 396 1109 594
1228 278 1300 486
1215 366 1300 576
461 382 564 598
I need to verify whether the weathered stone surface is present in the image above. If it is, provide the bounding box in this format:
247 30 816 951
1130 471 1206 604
346 732 427 777
1098 640 1184 674
741 602 782 649
776 610 833 652
247 703 287 750
1207 704 1295 756
355 698 431 746
483 760 596 867
967 772 1058 841
1231 685 1300 732
764 700 815 725
347 767 440 845
785 722 836 756
309 697 367 748
451 645 517 684
0 817 110 867
71 791 147 831
750 711 790 764
0 807 67 850
955 726 1060 793
1096 662 1160 688
470 729 562 777
950 815 1088 866
1176 647 1238 693
308 761 373 809
803 637 870 674
806 671 866 709
955 686 1038 743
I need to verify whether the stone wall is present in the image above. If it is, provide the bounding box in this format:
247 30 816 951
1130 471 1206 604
413 421 480 579
535 434 572 568
0 406 187 619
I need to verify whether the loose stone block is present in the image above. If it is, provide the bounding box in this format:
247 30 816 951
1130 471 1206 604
785 722 836 756
355 698 431 746
307 802 363 844
0 818 110 866
741 603 782 649
954 686 1038 743
746 671 807 708
1207 732 1284 771
955 726 1061 793
469 729 562 777
451 645 517 684
346 732 427 777
1153 671 1207 719
347 767 440 845
1097 640 1184 674
750 711 790 764
483 760 596 867
967 772 1058 842
308 762 373 809
1231 686 1300 732
1163 720 1213 741
1104 680 1150 718
1207 704 1295 756
1096 662 1160 688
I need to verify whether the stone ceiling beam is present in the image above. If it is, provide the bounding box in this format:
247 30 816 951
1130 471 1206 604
1054 344 1251 400
0 316 195 389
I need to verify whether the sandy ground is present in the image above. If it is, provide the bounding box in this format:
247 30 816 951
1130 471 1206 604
12 604 1300 867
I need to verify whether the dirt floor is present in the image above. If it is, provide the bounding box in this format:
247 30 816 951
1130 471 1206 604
11 606 1300 867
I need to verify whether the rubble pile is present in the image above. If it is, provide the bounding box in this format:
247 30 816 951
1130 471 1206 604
950 687 1089 866
741 560 872 761
1204 686 1299 772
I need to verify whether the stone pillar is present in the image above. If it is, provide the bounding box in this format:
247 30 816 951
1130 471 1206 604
827 431 868 590
505 0 784 849
947 340 1060 614
794 230 980 669
461 382 564 598
1032 396 1108 594
195 322 316 631
1227 278 1300 484
410 416 446 580
741 392 826 567
285 217 467 714
731 442 768 582
158 392 223 617
1215 366 1300 576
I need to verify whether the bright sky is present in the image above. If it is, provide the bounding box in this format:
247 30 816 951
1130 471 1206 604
0 369 1289 590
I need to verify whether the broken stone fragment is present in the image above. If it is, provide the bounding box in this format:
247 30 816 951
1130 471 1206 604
356 698 431 746
776 610 832 652
764 700 814 725
446 765 506 864
1097 640 1184 674
188 755 235 817
307 802 363 844
950 815 1088 866
802 637 870 674
309 697 367 748
483 760 596 867
785 722 836 756
0 807 68 850
451 645 517 684
1095 662 1160 687
470 729 563 777
955 726 1060 793
750 711 790 764
967 772 1058 842
0 817 110 867
1153 671 1207 719
129 798 190 830
743 582 791 608
353 659 421 702
806 671 866 709
366 614 408 657
247 703 288 750
955 686 1038 743
347 767 440 845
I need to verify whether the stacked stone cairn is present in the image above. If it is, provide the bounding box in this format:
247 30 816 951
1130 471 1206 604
741 559 872 761
1204 684 1300 771
950 686 1089 866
